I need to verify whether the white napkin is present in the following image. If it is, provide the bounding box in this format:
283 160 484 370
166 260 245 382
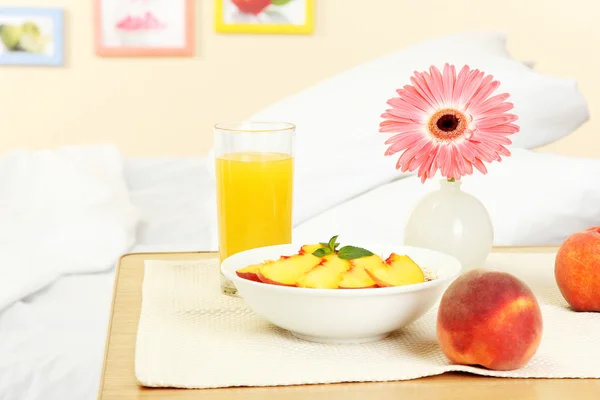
135 252 600 389
0 146 139 310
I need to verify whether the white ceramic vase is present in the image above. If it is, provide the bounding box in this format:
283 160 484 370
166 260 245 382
403 179 493 272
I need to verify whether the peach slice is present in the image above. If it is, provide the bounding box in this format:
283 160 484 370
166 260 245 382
338 254 381 288
297 254 351 289
298 243 325 255
366 253 425 287
235 263 263 282
257 253 323 286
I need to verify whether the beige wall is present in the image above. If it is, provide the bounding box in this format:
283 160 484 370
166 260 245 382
0 0 598 157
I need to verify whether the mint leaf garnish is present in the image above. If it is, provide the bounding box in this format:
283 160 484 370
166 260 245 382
338 246 374 259
313 248 332 257
328 235 339 251
313 235 372 259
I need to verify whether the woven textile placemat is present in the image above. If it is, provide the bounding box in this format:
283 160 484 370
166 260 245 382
135 252 600 388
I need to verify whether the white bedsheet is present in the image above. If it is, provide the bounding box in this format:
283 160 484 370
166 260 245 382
0 146 139 312
0 154 215 400
0 147 144 400
124 157 214 251
2 147 599 400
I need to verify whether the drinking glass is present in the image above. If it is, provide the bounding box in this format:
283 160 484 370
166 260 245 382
214 121 295 296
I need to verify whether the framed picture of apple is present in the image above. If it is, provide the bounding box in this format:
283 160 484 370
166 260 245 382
215 0 314 34
95 0 194 57
0 7 64 66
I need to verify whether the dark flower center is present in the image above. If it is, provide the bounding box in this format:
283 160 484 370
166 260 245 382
436 114 460 132
428 108 468 142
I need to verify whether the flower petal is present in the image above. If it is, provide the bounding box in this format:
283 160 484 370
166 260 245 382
459 70 485 106
380 120 425 132
381 111 422 124
473 132 513 145
396 86 433 113
418 148 437 180
452 65 471 105
408 154 425 172
387 97 422 112
473 158 488 174
379 121 408 133
462 156 473 175
410 73 439 109
384 128 426 144
478 102 514 118
471 93 510 115
476 114 519 128
442 63 455 106
384 131 425 152
413 141 434 159
427 65 446 106
458 141 478 162
436 145 449 176
478 122 520 135
465 78 499 111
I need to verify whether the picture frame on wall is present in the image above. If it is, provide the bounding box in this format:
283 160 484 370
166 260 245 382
95 0 194 57
0 7 64 66
215 0 315 34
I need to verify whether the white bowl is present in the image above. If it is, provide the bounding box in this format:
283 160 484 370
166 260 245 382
221 244 461 344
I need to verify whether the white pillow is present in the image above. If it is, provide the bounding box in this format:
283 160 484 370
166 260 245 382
250 31 589 225
292 149 600 247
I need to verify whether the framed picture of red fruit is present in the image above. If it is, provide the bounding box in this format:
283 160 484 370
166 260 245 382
95 0 194 57
215 0 314 34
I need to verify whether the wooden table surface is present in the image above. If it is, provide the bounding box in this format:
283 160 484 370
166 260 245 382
97 247 600 400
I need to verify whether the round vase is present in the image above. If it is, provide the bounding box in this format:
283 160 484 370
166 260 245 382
403 179 493 272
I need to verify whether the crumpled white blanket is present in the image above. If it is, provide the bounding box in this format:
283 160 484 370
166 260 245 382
0 146 139 311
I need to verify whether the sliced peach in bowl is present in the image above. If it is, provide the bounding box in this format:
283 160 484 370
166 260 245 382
235 263 264 282
222 243 461 344
366 253 425 287
297 254 352 289
338 255 381 288
256 252 322 286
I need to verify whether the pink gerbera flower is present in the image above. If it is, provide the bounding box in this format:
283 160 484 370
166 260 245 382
380 64 519 182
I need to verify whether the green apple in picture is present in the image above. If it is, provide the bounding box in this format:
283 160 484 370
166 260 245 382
18 33 50 53
22 21 41 38
0 24 24 51
18 21 48 53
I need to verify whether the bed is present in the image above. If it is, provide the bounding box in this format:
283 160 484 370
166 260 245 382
0 31 598 400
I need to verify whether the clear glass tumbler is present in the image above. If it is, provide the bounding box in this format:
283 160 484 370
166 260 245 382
214 121 295 296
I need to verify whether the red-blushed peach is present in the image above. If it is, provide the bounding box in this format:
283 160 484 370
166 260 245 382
555 227 600 312
436 269 543 371
235 263 263 282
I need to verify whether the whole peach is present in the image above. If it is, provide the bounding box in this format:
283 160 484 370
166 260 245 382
437 269 543 371
555 227 600 311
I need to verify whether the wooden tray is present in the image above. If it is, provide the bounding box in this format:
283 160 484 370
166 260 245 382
97 247 600 400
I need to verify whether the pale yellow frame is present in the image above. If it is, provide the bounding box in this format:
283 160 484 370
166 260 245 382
215 0 315 34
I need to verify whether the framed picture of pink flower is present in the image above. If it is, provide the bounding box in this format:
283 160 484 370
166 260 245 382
215 0 314 34
95 0 194 57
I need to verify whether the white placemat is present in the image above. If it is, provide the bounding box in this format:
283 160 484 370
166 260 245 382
135 253 600 389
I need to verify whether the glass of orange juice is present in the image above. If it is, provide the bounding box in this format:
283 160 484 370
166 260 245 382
214 121 295 296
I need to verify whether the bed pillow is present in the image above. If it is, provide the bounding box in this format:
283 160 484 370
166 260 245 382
292 149 600 247
248 31 589 225
252 30 587 152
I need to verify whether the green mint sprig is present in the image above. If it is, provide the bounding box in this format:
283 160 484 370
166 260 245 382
312 235 374 259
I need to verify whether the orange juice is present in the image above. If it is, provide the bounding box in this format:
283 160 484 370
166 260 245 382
216 152 293 262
